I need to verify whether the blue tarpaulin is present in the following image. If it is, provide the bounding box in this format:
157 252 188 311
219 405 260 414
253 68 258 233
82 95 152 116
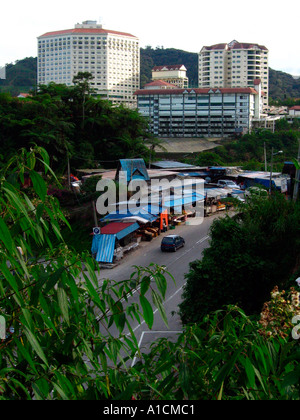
164 192 205 208
92 234 116 263
254 178 276 189
92 222 140 263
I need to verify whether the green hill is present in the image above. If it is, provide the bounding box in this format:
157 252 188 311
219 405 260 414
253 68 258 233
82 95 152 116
0 57 37 95
269 68 300 101
1 49 300 101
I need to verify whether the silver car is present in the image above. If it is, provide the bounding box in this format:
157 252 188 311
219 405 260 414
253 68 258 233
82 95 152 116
217 180 240 189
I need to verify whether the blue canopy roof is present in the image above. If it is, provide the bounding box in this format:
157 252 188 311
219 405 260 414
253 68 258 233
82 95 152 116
164 192 205 208
116 159 150 182
102 207 157 223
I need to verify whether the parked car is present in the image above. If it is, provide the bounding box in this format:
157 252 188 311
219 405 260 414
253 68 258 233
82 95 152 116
161 235 185 252
217 180 240 189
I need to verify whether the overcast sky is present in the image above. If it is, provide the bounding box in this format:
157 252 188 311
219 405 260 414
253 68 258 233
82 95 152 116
1 0 299 75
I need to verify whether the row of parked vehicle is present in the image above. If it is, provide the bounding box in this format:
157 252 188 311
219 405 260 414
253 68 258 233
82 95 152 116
217 179 268 199
160 180 269 252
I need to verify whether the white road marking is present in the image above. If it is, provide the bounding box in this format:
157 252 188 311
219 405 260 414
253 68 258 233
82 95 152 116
129 234 211 366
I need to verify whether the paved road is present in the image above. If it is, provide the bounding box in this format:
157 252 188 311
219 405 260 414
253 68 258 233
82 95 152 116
96 212 228 365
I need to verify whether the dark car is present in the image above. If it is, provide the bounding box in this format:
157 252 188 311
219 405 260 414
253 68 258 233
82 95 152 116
161 235 185 252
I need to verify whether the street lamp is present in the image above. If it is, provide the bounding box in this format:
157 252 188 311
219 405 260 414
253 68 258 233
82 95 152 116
269 148 283 194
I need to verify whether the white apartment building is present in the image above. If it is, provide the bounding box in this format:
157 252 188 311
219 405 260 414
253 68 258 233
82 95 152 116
199 40 269 108
151 65 189 88
135 82 263 138
37 21 140 108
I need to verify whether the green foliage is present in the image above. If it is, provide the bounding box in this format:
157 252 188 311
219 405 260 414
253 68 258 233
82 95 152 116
0 80 150 172
195 151 225 166
1 147 300 400
0 57 37 94
0 147 174 400
194 129 299 168
269 68 300 101
179 193 300 324
137 305 300 400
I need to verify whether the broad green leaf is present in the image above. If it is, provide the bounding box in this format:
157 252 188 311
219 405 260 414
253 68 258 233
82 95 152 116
15 340 38 374
152 289 168 327
24 327 48 367
37 150 50 172
52 382 69 400
154 272 167 299
27 154 36 170
57 283 70 326
29 170 47 201
0 261 20 296
32 378 50 400
253 365 268 394
0 216 14 252
44 266 65 293
244 357 256 389
214 348 243 391
140 275 151 296
139 295 154 329
114 381 139 400
179 362 190 397
282 365 300 390
82 272 105 311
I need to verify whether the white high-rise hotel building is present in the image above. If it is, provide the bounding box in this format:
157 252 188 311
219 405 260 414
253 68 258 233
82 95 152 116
37 21 140 107
198 40 269 108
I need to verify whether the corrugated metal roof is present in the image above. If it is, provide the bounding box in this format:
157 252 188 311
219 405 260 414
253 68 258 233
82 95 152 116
101 222 140 240
94 234 116 263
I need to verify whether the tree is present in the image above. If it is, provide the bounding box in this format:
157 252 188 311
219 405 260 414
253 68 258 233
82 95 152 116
0 83 153 172
144 134 167 168
72 72 95 129
179 193 300 324
137 304 300 400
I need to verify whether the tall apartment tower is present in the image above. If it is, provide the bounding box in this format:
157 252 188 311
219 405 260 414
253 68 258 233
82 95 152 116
198 40 269 108
37 21 140 108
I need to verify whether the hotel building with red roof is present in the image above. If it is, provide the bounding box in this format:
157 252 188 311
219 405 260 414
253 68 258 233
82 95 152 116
135 79 264 138
37 21 140 107
198 40 269 109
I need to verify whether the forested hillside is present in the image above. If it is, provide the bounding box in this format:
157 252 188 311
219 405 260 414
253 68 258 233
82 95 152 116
1 48 300 100
269 68 300 101
0 57 37 95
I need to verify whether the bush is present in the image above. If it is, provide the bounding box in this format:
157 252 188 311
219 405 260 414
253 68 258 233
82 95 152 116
179 193 300 324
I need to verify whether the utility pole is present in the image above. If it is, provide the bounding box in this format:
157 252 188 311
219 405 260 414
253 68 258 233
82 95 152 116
264 142 267 171
293 139 300 201
269 148 283 194
92 200 98 227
